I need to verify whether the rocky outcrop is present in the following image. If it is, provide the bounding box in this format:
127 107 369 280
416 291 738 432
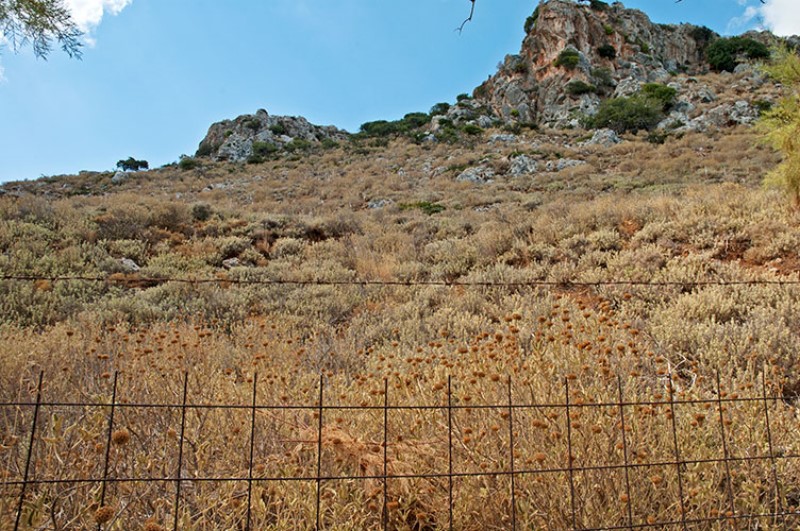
196 109 348 162
475 0 718 128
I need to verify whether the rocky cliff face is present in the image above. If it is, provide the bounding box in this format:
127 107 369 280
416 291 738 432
475 0 718 127
197 109 348 162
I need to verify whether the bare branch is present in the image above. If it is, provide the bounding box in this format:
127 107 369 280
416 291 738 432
457 0 476 34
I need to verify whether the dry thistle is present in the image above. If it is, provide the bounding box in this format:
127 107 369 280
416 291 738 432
94 505 115 524
111 428 130 446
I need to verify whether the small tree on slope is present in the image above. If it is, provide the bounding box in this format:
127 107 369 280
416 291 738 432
759 47 800 206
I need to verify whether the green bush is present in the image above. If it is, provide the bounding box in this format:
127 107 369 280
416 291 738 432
191 203 213 222
567 80 596 96
244 117 261 131
591 67 614 90
178 157 200 171
690 26 715 51
359 112 431 138
588 0 608 11
248 141 279 164
399 201 446 215
641 83 677 111
269 123 288 136
285 139 312 152
603 24 614 36
116 157 149 172
320 138 339 149
706 37 770 72
584 96 663 133
456 93 471 102
430 102 451 116
461 124 483 136
554 49 581 70
524 5 540 33
252 141 279 158
597 43 616 59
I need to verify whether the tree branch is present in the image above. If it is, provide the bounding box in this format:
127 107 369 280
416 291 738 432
457 0 476 34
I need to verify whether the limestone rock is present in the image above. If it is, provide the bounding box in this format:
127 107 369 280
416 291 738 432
196 108 348 162
546 159 586 172
477 0 715 128
489 134 518 144
456 166 495 184
580 129 621 147
509 155 538 176
222 258 241 269
119 258 140 272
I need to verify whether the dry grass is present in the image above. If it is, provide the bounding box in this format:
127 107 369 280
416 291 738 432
1 72 800 527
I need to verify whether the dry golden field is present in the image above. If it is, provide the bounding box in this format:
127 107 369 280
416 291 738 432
2 92 800 529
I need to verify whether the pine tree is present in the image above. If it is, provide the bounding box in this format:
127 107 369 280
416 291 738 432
0 0 83 59
759 47 800 206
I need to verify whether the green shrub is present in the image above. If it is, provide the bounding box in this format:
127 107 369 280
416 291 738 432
252 141 279 158
597 43 616 59
706 37 770 72
196 140 219 158
178 157 200 171
524 5 540 33
567 80 596 96
753 99 773 114
399 201 446 215
402 112 431 128
269 123 288 136
641 83 677 111
461 124 483 136
591 67 614 90
456 93 471 102
116 157 149 172
513 61 529 74
603 24 614 36
359 112 431 138
244 117 261 131
430 102 451 115
285 139 312 152
584 96 663 133
320 138 339 149
191 203 213 222
588 0 608 11
554 49 581 70
690 25 715 50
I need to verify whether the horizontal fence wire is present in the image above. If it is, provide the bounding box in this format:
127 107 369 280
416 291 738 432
1 273 800 288
3 370 799 530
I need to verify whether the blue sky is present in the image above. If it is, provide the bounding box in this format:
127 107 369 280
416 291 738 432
0 0 793 183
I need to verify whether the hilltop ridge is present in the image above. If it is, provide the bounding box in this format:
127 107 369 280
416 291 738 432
192 0 792 162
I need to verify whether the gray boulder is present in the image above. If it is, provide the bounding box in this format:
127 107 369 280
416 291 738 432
456 166 495 184
489 134 518 144
509 155 538 176
580 129 621 147
546 159 586 172
119 258 140 272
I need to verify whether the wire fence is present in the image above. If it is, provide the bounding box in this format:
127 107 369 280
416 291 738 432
2 369 799 530
2 273 800 288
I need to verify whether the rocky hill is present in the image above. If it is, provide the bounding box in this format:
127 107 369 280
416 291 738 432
196 108 348 163
466 0 787 131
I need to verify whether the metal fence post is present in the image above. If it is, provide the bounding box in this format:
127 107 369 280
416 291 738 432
13 371 43 531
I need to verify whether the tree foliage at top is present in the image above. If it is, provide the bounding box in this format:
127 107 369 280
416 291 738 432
758 47 800 205
706 36 770 72
0 0 83 58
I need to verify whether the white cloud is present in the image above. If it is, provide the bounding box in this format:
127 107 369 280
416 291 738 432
64 0 133 41
0 63 6 84
727 5 761 33
759 0 800 36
